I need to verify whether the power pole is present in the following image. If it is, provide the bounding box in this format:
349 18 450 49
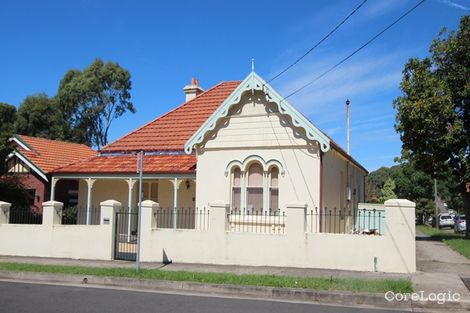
136 151 144 272
434 178 438 229
346 99 351 211
346 99 350 155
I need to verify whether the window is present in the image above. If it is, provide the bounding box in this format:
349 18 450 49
246 163 263 212
269 167 279 210
228 159 282 212
231 167 241 210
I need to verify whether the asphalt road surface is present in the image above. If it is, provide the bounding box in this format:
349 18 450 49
0 280 408 313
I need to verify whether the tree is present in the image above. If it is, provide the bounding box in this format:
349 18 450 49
0 103 29 205
0 102 17 174
394 15 470 184
365 166 400 202
379 178 397 203
391 160 433 202
56 59 135 148
366 161 461 219
0 175 30 207
394 15 470 235
15 93 66 140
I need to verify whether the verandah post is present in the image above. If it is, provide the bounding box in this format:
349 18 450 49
172 178 182 229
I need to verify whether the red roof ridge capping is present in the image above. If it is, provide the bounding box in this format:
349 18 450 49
50 154 100 173
100 80 241 153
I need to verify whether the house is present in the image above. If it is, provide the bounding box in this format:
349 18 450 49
50 71 367 218
6 135 96 208
0 71 417 273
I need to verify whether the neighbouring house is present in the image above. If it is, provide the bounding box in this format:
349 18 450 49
5 135 96 208
50 71 367 221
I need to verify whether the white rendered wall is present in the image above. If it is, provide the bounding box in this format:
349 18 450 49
195 91 321 211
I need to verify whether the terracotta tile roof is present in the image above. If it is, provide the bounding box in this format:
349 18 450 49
52 154 196 174
14 135 96 173
101 81 241 152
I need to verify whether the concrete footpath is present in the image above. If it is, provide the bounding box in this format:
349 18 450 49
0 234 469 312
412 232 470 310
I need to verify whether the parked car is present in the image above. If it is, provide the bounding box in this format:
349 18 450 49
454 215 466 233
438 213 455 229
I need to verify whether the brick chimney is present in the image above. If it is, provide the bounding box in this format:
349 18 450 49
183 77 204 102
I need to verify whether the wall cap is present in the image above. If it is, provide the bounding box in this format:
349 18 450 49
100 200 122 207
384 199 416 208
358 203 385 209
0 201 12 207
141 200 160 208
286 201 308 209
42 201 63 207
209 201 230 209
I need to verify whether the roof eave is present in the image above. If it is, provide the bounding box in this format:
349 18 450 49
330 142 369 175
9 135 34 152
6 150 49 182
184 71 331 154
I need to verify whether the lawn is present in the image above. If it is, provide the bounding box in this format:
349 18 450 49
416 225 470 259
0 262 413 294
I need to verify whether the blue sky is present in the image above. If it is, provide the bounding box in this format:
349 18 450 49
0 0 468 171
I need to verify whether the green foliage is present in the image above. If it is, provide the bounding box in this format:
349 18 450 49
365 166 400 202
366 160 462 216
15 93 66 140
414 198 435 218
0 103 29 204
0 175 30 207
56 59 135 148
393 15 470 184
379 178 397 203
0 103 16 174
0 262 413 293
61 206 78 224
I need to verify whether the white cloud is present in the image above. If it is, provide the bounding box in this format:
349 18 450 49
437 0 470 11
360 0 408 18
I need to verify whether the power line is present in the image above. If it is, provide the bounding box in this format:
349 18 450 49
267 0 369 84
283 0 426 100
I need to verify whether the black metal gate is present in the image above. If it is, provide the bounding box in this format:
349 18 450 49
114 210 138 261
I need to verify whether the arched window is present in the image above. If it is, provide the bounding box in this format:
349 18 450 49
246 163 263 212
231 167 241 210
269 167 279 211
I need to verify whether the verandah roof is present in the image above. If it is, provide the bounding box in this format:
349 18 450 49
52 154 196 175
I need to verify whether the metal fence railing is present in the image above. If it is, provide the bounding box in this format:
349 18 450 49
306 207 386 235
61 207 101 225
154 208 209 230
8 206 42 224
228 208 286 234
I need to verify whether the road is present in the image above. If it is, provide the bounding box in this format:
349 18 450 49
0 280 408 313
